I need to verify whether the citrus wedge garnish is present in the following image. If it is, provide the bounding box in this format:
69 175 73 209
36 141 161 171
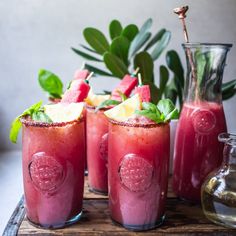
44 102 84 122
85 89 111 106
104 94 141 122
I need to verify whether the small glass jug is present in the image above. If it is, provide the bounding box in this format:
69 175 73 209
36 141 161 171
201 133 236 228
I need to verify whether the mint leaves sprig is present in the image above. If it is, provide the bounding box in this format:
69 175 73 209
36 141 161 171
135 99 179 124
9 101 52 143
38 69 63 99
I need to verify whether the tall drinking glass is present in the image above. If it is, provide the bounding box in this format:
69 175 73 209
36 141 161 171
21 117 86 228
86 106 108 194
173 43 232 202
108 119 170 231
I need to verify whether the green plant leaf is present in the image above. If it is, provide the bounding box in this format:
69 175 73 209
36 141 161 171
144 81 159 104
110 36 130 66
103 52 129 78
38 69 63 99
79 44 99 54
84 63 113 77
222 88 236 100
103 90 111 94
71 47 102 62
222 79 236 93
134 51 154 83
128 18 152 58
164 81 178 106
144 28 166 50
222 79 236 100
9 101 43 143
139 18 153 33
83 27 110 55
151 31 171 61
122 24 139 42
195 50 207 87
71 48 102 62
129 32 151 58
174 75 183 108
109 20 122 40
95 99 120 112
157 99 179 121
166 50 185 88
158 65 169 100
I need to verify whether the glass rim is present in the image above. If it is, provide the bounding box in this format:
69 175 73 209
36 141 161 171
182 42 233 49
20 116 84 128
218 133 236 145
108 118 169 128
86 104 111 112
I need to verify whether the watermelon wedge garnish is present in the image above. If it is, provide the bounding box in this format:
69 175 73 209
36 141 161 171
74 69 90 80
111 74 138 101
61 75 91 103
134 73 151 102
134 85 151 102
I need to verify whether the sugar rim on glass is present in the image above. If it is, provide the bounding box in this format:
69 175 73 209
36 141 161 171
20 115 85 128
108 118 169 128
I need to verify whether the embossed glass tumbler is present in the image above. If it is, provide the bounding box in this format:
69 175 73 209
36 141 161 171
173 43 232 203
108 120 170 231
21 117 86 229
86 106 109 194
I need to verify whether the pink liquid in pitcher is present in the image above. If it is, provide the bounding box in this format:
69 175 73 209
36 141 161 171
173 101 227 202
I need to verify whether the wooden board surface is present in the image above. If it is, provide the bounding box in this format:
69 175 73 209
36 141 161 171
4 177 236 236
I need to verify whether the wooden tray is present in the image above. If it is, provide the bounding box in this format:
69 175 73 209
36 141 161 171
3 177 236 236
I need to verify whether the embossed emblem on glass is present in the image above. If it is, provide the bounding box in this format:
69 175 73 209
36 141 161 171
192 109 216 134
29 152 65 193
99 133 108 161
119 154 153 192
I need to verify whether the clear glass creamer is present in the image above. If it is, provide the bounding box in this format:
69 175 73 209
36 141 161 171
173 43 232 202
201 133 236 228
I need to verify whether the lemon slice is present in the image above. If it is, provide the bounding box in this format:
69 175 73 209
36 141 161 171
44 102 84 122
85 89 111 106
104 94 141 122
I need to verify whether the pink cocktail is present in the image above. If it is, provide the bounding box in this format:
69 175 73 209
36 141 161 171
108 118 170 230
172 43 232 203
21 117 85 228
86 106 108 194
173 101 226 202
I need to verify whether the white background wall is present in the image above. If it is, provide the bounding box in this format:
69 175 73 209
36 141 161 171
1 0 236 150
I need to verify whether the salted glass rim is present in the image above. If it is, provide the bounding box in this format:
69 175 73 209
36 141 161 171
86 104 111 112
108 118 169 128
182 42 233 49
20 116 84 128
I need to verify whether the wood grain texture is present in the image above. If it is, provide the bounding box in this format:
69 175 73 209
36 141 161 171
7 177 236 235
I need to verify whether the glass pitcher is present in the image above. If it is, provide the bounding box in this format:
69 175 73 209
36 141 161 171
201 133 236 228
173 43 232 202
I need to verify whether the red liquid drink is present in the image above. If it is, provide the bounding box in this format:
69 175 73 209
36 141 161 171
173 102 226 202
21 117 85 228
86 106 108 194
172 43 232 203
108 118 170 230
